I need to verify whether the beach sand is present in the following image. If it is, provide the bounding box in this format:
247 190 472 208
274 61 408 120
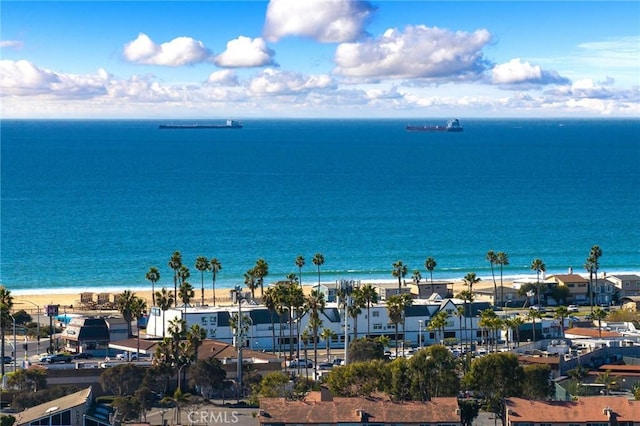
10 279 503 317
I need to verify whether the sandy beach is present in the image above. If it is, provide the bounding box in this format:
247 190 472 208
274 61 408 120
8 279 502 317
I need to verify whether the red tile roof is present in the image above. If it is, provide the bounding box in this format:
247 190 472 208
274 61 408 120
505 397 640 423
260 395 461 424
564 327 622 338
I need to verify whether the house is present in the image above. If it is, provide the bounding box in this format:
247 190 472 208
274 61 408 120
620 296 640 311
472 284 523 307
61 318 110 355
546 274 590 305
607 274 640 298
504 396 640 425
259 390 462 426
104 317 129 342
373 282 412 301
11 386 112 426
408 281 453 299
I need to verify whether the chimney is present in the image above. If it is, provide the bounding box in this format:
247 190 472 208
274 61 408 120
355 409 366 422
603 407 612 418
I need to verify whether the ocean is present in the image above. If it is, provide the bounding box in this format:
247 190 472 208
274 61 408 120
1 118 639 296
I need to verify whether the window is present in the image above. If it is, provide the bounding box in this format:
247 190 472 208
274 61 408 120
578 283 587 288
373 323 383 330
372 311 380 317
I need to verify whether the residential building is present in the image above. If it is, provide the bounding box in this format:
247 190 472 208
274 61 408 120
259 389 462 426
11 387 112 426
408 281 453 299
607 274 640 298
546 274 590 305
61 318 110 355
504 396 640 425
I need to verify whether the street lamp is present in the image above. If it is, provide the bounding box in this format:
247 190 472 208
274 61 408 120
418 319 423 349
17 300 40 356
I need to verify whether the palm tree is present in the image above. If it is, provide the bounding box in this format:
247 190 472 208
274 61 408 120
478 309 498 352
392 260 408 293
386 293 413 358
154 287 174 338
195 256 210 307
555 306 569 338
486 250 498 307
456 305 465 350
411 269 422 285
462 272 480 348
592 307 608 338
312 253 325 290
596 369 619 395
300 328 311 380
424 257 437 285
187 324 207 362
320 327 337 360
456 290 474 351
262 286 278 354
116 289 140 337
168 251 183 305
428 310 449 345
295 255 305 287
527 308 543 343
587 245 603 313
530 258 546 306
210 258 222 306
178 281 195 312
504 316 524 348
360 283 378 337
254 258 269 297
131 297 147 360
304 289 326 371
496 251 509 307
0 287 14 376
244 268 258 300
145 266 160 306
584 257 595 314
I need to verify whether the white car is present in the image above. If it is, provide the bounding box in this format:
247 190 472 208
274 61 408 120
115 353 137 361
567 305 579 312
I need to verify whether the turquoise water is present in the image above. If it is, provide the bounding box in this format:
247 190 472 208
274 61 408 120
1 118 639 294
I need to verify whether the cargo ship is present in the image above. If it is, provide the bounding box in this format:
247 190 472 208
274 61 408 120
159 119 243 129
406 118 463 132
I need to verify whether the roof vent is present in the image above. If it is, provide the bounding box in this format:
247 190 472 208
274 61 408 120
603 406 612 418
355 409 366 422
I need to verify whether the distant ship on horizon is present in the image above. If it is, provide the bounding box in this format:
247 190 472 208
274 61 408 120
159 119 243 129
406 118 463 132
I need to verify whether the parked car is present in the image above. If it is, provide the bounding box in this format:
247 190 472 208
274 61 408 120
530 305 546 313
115 353 137 361
73 352 93 359
317 362 333 370
286 358 313 368
3 356 13 364
567 305 579 312
41 353 73 363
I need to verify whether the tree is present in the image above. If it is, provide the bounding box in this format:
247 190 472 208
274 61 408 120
348 287 363 340
116 290 145 337
411 269 421 285
424 257 437 285
187 324 207 361
189 357 227 398
168 251 183 305
555 306 569 338
325 360 389 397
392 260 408 293
463 353 524 422
295 255 305 287
312 253 325 290
210 258 222 306
162 388 191 425
145 266 160 306
244 268 258 300
262 286 278 355
348 338 385 363
522 364 554 399
496 251 509 307
408 346 459 400
7 368 47 392
527 308 543 342
592 307 608 338
427 310 449 345
300 328 311 380
530 258 546 306
304 289 326 370
388 358 412 401
504 316 524 348
586 245 603 313
386 294 412 358
478 309 498 352
195 256 210 307
0 287 14 377
320 327 337 359
360 283 378 337
178 281 195 313
596 369 619 395
100 364 146 396
112 396 141 422
254 258 269 297
486 250 498 307
154 287 175 338
250 371 292 402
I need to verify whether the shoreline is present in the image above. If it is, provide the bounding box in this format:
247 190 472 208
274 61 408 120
5 269 637 298
5 270 636 313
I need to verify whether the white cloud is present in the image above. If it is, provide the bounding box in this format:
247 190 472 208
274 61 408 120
248 68 334 95
0 59 106 98
123 33 213 66
214 36 276 68
0 40 24 49
264 0 376 42
333 25 492 79
492 58 570 87
206 70 240 86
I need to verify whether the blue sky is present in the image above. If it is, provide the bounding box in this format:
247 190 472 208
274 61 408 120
1 1 638 118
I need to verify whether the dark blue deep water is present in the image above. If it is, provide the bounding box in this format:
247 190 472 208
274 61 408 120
1 119 639 294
